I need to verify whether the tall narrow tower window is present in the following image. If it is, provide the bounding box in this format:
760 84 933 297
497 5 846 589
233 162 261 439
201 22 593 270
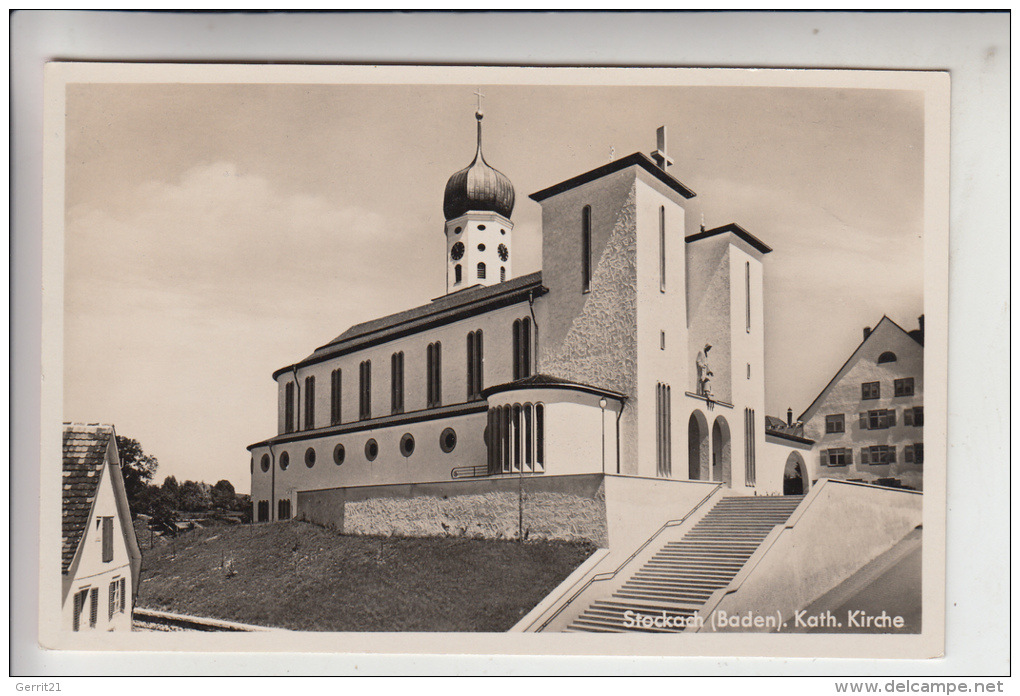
500 266 506 282
745 261 751 333
454 264 462 284
477 262 486 280
581 205 592 293
659 205 666 292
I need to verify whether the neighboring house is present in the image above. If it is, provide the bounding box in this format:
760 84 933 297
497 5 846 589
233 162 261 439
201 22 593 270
799 316 925 491
62 423 142 632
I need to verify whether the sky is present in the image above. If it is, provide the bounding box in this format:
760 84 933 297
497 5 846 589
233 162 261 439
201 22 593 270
63 78 925 493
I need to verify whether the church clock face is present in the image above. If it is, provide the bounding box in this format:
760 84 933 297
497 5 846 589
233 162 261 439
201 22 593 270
497 243 509 262
451 242 465 261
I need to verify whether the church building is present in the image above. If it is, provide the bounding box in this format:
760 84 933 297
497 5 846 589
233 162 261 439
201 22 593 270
247 107 810 536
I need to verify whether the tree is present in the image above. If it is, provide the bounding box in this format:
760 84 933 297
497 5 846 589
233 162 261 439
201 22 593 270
211 480 236 510
162 475 181 508
115 435 159 518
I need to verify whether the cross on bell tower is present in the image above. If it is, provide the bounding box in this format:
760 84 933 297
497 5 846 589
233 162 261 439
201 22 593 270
650 126 674 171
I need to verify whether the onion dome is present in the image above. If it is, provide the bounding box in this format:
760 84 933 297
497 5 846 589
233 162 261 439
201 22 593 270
443 110 515 221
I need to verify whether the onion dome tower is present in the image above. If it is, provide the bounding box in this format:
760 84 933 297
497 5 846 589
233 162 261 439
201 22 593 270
442 102 515 294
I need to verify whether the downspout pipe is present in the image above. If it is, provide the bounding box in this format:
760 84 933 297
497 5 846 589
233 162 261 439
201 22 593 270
527 290 539 371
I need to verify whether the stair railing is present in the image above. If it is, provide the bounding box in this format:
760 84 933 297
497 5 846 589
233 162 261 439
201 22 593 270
532 483 724 632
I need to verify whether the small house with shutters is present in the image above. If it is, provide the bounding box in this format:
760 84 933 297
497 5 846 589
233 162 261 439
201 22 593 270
62 423 142 632
799 316 925 491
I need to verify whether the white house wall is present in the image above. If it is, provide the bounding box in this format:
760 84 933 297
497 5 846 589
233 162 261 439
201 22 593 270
802 319 924 490
63 462 134 632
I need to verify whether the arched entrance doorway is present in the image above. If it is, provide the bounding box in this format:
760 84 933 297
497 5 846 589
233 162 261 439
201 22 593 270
783 451 809 495
688 411 709 480
712 416 731 486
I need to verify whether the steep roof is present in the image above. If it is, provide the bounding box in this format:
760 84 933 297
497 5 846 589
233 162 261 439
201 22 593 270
797 315 923 423
274 272 545 378
61 424 114 573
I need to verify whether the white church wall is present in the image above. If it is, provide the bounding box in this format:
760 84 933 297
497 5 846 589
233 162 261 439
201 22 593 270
250 409 489 516
685 234 733 403
634 171 690 479
726 239 768 491
272 298 532 444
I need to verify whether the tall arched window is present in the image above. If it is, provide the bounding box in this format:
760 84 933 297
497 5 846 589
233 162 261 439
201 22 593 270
477 262 486 279
466 330 484 401
512 318 532 380
359 360 372 420
427 342 442 408
581 205 592 293
454 264 462 284
500 266 506 282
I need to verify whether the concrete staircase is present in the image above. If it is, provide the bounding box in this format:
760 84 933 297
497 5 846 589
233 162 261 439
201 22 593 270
566 495 804 633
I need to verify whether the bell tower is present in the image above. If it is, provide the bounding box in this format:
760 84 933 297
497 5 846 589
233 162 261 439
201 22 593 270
442 93 515 294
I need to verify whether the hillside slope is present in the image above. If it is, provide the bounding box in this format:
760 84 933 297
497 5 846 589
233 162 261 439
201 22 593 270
137 521 594 632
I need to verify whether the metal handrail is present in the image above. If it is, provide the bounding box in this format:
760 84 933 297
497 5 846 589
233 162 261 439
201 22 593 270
450 465 489 479
532 483 723 632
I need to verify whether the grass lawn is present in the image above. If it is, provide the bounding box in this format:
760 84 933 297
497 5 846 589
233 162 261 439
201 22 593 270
137 521 595 632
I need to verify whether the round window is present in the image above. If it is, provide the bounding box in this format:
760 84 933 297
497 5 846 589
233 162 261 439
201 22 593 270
477 224 486 231
260 454 270 473
477 243 486 252
400 433 415 457
440 427 458 453
454 226 462 235
305 447 316 468
279 451 290 471
333 443 346 466
365 439 379 461
500 228 506 235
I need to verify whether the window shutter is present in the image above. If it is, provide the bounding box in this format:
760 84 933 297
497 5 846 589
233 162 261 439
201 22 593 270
845 448 852 465
889 409 896 427
904 445 914 463
904 408 913 426
120 577 127 613
888 448 896 464
89 588 98 628
859 413 868 430
109 582 116 621
820 449 827 467
861 447 870 465
73 590 85 631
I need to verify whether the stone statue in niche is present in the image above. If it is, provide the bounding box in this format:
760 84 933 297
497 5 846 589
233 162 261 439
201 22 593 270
696 344 714 398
